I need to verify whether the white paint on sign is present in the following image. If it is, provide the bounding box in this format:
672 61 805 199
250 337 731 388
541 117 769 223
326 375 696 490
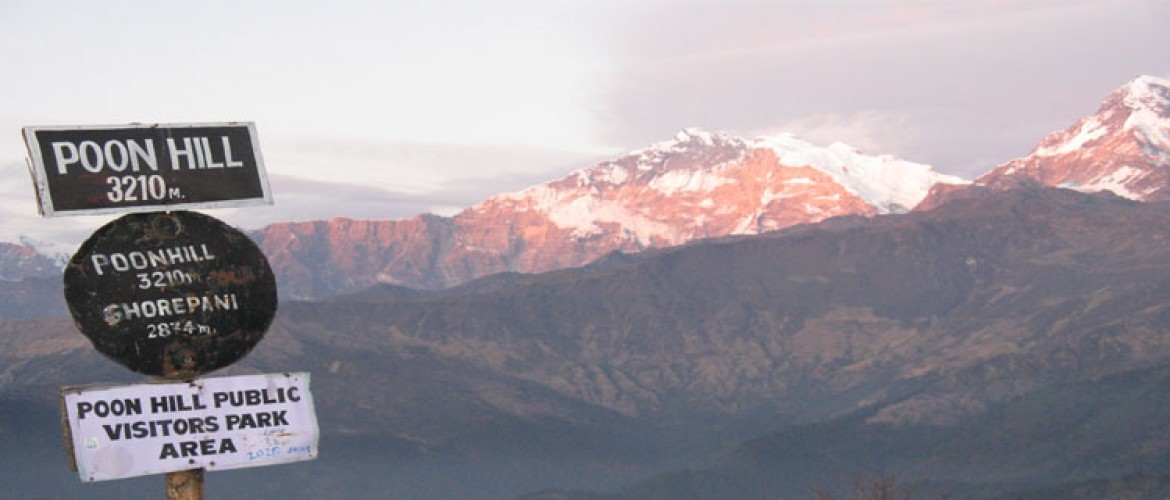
61 372 318 482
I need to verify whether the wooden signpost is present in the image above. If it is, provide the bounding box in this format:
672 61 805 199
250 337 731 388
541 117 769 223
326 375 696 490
23 122 315 499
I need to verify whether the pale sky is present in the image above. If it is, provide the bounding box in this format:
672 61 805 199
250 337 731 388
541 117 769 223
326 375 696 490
1 0 1168 253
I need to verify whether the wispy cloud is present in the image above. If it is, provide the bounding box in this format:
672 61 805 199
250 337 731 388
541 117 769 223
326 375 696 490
758 111 919 157
0 140 606 250
593 0 1169 177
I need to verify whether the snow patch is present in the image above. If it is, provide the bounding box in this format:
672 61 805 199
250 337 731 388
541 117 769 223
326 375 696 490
1123 75 1170 113
759 188 783 205
754 133 967 213
999 162 1024 176
1067 165 1150 200
546 195 680 245
675 127 717 146
7 236 71 267
1120 76 1170 158
1126 108 1170 148
731 213 759 235
1034 117 1109 157
629 128 749 172
497 184 681 246
649 169 733 195
595 165 630 185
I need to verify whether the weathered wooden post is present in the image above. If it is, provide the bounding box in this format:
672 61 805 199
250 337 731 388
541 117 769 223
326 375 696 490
166 469 204 500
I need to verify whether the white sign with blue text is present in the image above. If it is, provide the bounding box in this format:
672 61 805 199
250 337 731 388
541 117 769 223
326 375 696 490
61 372 318 482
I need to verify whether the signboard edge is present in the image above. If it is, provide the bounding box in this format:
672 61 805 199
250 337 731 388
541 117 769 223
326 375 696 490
22 127 57 216
58 388 80 473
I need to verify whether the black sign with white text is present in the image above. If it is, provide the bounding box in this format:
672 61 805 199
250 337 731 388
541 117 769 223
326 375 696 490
23 122 272 216
64 210 277 377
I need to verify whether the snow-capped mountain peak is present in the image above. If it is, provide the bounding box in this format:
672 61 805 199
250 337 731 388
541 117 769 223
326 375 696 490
1120 75 1170 114
979 75 1170 201
232 77 1170 299
753 133 967 213
0 239 65 281
622 127 750 174
672 127 720 146
1120 75 1170 159
471 129 966 254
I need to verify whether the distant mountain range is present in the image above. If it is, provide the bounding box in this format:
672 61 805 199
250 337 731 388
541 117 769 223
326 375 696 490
0 241 60 281
251 128 964 299
269 185 1170 426
2 75 1170 499
7 186 1170 498
253 74 1169 300
3 76 1167 301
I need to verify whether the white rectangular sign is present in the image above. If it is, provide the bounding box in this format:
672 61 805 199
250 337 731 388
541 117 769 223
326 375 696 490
61 372 318 482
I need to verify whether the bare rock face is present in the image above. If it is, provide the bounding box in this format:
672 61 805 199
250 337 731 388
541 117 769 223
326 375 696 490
254 215 458 298
979 75 1170 201
254 129 961 299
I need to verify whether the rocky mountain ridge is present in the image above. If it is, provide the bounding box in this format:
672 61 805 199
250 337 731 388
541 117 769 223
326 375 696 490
0 241 61 282
254 128 963 299
259 186 1170 498
286 187 1170 422
251 75 1170 300
5 76 1166 302
6 187 1170 499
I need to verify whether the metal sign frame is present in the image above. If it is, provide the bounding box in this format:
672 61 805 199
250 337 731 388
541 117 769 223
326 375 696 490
23 122 273 217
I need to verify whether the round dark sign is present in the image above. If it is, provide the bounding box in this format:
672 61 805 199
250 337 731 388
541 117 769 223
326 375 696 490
64 210 277 378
